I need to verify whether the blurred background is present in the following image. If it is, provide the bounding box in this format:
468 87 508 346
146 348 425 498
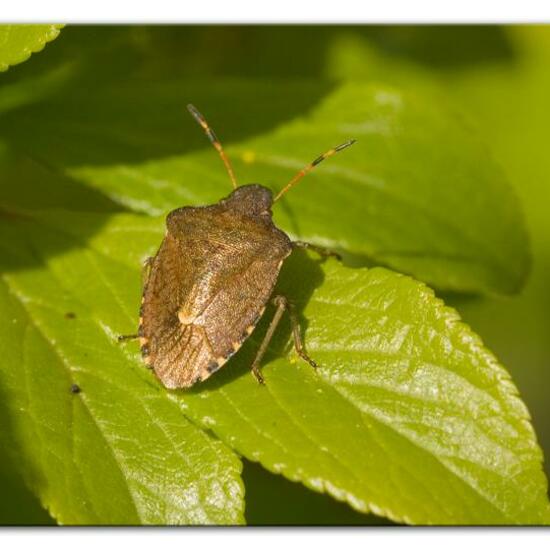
0 25 549 525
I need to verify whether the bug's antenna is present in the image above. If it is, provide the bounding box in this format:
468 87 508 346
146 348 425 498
273 139 356 202
187 104 238 190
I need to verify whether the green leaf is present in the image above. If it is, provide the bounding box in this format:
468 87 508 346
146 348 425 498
230 82 530 295
0 26 543 524
0 25 63 72
1 203 547 525
431 27 550 482
0 216 245 524
0 79 529 295
330 26 550 486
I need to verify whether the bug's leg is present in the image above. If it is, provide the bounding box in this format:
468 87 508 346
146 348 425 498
117 334 139 343
142 256 154 287
118 257 153 344
250 295 317 385
293 240 342 261
250 296 288 384
284 297 318 370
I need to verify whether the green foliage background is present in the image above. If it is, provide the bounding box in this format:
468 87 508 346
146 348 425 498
1 25 550 525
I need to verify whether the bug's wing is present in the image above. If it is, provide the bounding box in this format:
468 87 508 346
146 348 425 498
197 252 286 371
141 212 290 388
140 231 204 388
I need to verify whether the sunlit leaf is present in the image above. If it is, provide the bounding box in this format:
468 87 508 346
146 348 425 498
0 210 244 525
0 204 546 524
0 24 63 72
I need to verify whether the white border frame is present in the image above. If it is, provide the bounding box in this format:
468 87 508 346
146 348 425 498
1 0 550 23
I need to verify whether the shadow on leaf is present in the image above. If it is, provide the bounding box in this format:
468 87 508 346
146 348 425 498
0 144 125 272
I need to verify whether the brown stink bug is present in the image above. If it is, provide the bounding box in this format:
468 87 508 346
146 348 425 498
119 105 355 388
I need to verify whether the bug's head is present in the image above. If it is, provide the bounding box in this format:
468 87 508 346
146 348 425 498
221 184 273 217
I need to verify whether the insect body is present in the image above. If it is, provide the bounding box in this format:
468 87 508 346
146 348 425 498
120 105 354 388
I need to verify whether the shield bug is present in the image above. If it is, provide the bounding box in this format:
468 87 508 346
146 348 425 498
119 105 355 389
